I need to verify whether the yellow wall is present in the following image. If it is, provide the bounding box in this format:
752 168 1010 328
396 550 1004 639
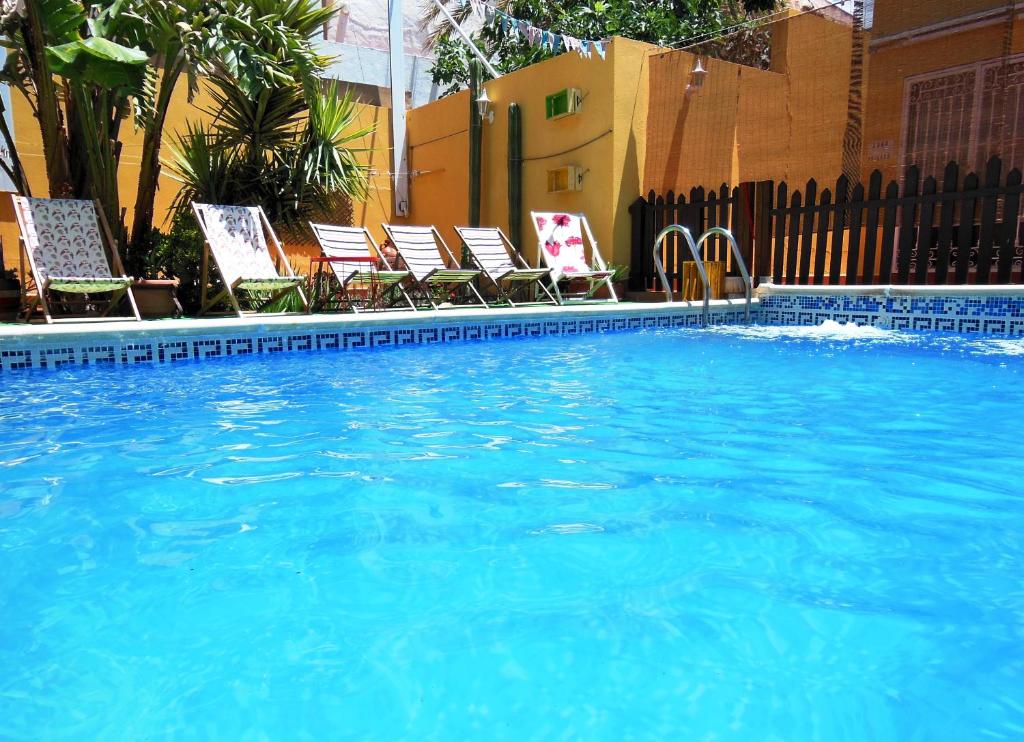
1 81 389 275
405 90 470 252
400 37 653 268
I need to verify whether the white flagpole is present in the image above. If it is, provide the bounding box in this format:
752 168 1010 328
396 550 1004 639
388 0 410 216
429 0 500 79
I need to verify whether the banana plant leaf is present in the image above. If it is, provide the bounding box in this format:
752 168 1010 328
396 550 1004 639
46 37 148 93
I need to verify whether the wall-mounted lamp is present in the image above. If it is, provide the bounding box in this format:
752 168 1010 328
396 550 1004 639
685 58 708 96
476 88 494 124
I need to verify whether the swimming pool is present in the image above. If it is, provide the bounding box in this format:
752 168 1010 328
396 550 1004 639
1 325 1022 738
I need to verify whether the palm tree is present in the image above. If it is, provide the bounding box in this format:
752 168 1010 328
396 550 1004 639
167 80 372 227
128 0 339 250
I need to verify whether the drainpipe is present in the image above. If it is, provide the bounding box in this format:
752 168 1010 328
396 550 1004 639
468 60 483 241
507 102 523 254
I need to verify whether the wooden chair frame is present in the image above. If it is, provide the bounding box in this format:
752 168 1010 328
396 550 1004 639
308 223 416 313
381 224 488 310
193 203 309 318
455 226 558 307
12 196 141 324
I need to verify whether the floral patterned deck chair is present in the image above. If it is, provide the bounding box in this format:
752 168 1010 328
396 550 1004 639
531 212 618 304
193 204 308 317
12 196 140 323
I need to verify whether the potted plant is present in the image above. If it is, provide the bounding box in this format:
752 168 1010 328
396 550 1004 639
0 252 21 322
126 215 207 318
609 264 630 298
592 264 629 300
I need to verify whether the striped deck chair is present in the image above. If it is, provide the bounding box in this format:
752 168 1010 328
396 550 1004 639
531 211 618 304
309 223 415 312
12 196 140 323
381 225 487 310
193 203 308 317
455 226 557 307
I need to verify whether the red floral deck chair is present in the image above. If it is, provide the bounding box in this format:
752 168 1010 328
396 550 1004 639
193 203 308 317
531 211 618 304
12 196 140 323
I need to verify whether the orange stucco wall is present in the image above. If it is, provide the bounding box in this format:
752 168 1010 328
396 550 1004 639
864 15 1024 183
643 10 855 194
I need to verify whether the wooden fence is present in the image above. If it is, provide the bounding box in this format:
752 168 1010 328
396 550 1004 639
629 156 1024 291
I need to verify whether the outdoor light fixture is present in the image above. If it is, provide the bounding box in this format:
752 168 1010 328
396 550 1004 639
476 88 494 124
686 58 708 96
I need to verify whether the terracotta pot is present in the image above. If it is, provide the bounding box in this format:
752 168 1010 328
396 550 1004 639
593 280 628 300
133 278 182 319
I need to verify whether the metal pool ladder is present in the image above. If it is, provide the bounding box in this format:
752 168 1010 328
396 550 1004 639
653 225 752 325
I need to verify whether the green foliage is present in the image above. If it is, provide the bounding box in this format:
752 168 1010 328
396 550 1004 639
136 212 209 314
428 0 781 94
607 263 630 282
166 80 372 228
46 36 149 92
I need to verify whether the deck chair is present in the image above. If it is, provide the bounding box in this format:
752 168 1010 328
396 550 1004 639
308 223 415 312
192 203 308 317
12 196 140 323
381 225 487 310
531 211 618 304
455 226 557 307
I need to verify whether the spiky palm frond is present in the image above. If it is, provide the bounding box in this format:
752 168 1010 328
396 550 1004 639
299 81 372 200
164 121 248 210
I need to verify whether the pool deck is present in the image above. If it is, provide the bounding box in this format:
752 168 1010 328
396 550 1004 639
0 298 757 372
0 297 754 341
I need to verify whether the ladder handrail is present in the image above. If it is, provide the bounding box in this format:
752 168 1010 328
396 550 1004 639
695 227 752 324
654 224 709 324
652 224 752 324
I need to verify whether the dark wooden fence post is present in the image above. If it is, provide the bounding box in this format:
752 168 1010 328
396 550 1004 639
997 167 1022 284
753 181 774 285
773 182 788 284
955 171 979 284
828 175 849 285
896 166 920 283
976 156 1003 284
934 162 959 285
628 196 647 292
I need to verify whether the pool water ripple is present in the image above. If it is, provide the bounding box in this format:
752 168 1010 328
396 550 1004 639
1 327 1023 739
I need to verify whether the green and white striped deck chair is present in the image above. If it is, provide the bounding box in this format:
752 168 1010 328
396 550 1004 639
12 196 140 324
531 211 618 304
455 226 557 306
193 203 308 317
381 224 487 310
309 223 415 312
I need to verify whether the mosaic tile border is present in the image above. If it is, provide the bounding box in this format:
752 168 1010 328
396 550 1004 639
0 307 754 373
759 293 1024 336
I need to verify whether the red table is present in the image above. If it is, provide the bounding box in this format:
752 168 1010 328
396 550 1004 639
308 256 381 313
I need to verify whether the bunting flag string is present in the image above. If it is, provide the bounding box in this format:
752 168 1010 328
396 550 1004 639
455 0 608 60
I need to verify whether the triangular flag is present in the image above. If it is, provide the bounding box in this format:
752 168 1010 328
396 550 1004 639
593 40 605 59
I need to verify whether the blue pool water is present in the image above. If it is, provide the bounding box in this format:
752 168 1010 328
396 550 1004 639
1 324 1023 739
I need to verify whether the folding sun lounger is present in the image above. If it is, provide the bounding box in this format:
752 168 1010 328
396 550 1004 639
381 224 487 309
531 211 618 304
455 226 557 306
308 223 415 312
193 203 308 317
12 196 140 323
